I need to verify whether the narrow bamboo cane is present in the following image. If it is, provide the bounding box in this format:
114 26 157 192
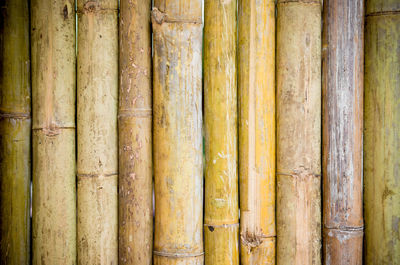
204 0 238 264
364 1 400 263
276 1 322 264
238 0 276 264
119 0 153 264
77 0 118 263
152 1 203 264
322 1 364 264
0 0 30 263
31 0 76 264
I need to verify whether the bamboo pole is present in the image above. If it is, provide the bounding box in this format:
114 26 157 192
322 1 364 264
77 0 118 264
364 1 400 263
31 0 76 264
276 1 322 264
204 0 238 264
0 0 30 263
152 1 203 264
119 0 153 264
238 0 276 264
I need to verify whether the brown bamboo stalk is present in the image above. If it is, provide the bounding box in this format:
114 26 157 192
152 0 204 264
119 0 153 264
322 1 364 264
31 0 76 264
0 0 30 264
77 0 118 263
276 1 322 264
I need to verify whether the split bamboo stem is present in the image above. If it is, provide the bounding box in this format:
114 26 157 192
152 0 203 264
119 0 153 264
238 0 276 264
322 1 364 264
31 0 76 264
204 0 238 264
276 1 322 264
0 0 30 263
364 1 400 263
77 0 118 264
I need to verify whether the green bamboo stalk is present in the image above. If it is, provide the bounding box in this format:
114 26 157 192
0 0 30 263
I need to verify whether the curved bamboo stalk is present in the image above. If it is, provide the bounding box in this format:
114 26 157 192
364 1 400 263
77 0 118 263
31 0 76 264
0 0 30 263
152 1 204 264
204 0 239 264
276 1 322 264
119 0 153 264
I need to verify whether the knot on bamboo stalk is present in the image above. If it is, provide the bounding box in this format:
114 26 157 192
240 230 267 253
83 1 99 13
151 8 166 25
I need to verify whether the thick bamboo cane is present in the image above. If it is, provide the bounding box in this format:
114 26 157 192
276 1 322 264
77 0 118 264
238 0 276 264
152 1 203 264
204 0 238 264
322 1 364 264
0 0 30 264
31 0 76 264
364 1 400 263
119 0 153 264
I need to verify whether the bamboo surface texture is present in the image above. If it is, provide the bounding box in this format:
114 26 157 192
31 0 76 264
0 0 30 264
77 0 118 264
152 0 204 264
238 0 276 264
119 0 153 264
322 1 364 264
276 1 322 264
364 0 400 264
204 0 238 264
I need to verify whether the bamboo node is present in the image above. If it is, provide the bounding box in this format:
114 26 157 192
153 250 204 258
240 230 267 253
151 8 166 25
83 1 99 13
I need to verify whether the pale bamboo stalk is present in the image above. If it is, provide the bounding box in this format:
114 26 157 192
322 1 364 264
119 0 153 264
152 0 203 264
31 0 76 264
364 1 400 263
0 0 30 264
276 1 322 264
77 0 118 264
204 0 238 264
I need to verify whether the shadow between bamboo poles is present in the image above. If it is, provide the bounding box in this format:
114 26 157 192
31 0 76 264
364 1 400 264
276 1 322 264
0 1 31 263
77 0 118 264
152 1 204 264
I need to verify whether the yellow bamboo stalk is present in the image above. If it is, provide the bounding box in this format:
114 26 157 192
119 0 153 264
238 0 276 264
0 0 30 263
276 1 322 264
204 0 238 264
31 0 76 264
364 1 400 263
152 1 203 264
77 0 118 264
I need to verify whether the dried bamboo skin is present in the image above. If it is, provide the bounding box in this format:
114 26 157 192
119 0 153 264
238 0 276 264
0 0 30 264
152 1 203 264
204 0 238 264
322 1 364 264
364 2 400 263
31 0 76 264
77 0 118 264
276 1 322 265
